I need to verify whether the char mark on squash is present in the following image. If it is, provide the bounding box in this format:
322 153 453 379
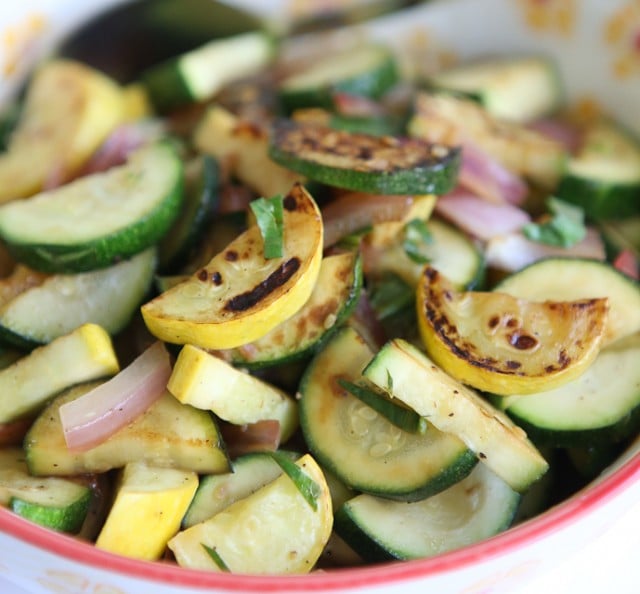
224 257 301 312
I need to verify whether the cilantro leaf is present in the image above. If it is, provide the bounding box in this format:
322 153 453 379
250 195 285 259
402 218 433 263
270 452 321 511
522 197 586 248
201 543 230 572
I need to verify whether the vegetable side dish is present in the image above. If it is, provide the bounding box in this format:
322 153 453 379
0 12 639 575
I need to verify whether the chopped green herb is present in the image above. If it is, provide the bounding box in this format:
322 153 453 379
402 218 433 264
202 543 231 572
522 197 586 248
269 451 321 511
386 369 394 393
250 194 285 259
338 378 428 434
369 273 414 320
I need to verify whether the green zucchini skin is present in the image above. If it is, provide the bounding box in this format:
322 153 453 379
141 31 276 113
279 45 399 113
25 386 230 477
268 119 461 196
334 463 520 562
299 326 478 502
425 56 563 123
0 249 157 349
1 447 93 533
555 121 640 221
158 155 220 274
0 143 184 274
182 450 299 528
556 176 640 221
221 251 363 369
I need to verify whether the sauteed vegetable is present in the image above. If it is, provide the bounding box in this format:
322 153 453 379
0 11 639 575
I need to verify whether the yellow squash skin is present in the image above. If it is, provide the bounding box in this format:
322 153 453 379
168 454 332 574
417 266 608 395
96 462 198 561
141 183 323 349
194 105 303 198
0 60 126 203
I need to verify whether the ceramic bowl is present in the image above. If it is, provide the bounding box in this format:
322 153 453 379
0 1 639 593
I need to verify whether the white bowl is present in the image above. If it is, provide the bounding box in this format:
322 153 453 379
0 1 639 593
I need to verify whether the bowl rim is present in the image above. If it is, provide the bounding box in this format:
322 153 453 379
1 445 638 591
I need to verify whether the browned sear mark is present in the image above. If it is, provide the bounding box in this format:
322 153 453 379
273 119 454 173
224 258 301 312
509 332 538 350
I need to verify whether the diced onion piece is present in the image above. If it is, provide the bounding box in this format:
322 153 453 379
59 342 171 451
0 418 32 447
485 227 606 273
331 92 386 118
459 141 528 205
322 192 413 247
219 420 281 459
347 288 388 349
78 121 166 177
613 249 639 280
528 118 583 153
435 189 531 241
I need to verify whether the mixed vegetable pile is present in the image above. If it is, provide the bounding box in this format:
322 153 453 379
0 6 639 576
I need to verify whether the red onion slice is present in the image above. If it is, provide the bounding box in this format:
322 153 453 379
485 227 606 273
458 141 529 205
59 341 172 451
322 192 414 248
220 420 281 459
613 249 639 280
435 189 531 241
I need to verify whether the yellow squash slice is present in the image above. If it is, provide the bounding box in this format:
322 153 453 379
0 60 126 203
168 454 332 574
194 105 303 198
168 344 299 442
96 462 198 561
141 183 323 349
416 266 608 395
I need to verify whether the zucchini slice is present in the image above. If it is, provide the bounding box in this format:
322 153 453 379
268 118 461 195
141 31 275 113
409 92 567 189
158 155 219 274
279 44 399 112
25 386 229 477
0 248 156 348
182 451 298 528
363 338 549 492
427 56 562 122
556 120 640 220
218 251 362 368
141 183 323 350
0 323 119 424
334 463 519 562
0 447 92 533
495 258 640 347
299 326 477 502
497 333 640 448
365 217 485 290
0 142 183 273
